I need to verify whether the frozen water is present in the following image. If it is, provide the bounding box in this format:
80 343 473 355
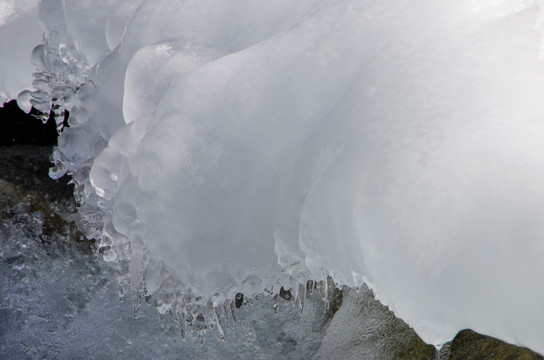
0 0 41 107
0 181 342 359
2 0 544 355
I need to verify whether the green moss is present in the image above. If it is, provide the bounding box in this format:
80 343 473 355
393 334 436 360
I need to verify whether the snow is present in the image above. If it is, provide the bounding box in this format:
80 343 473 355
2 0 544 355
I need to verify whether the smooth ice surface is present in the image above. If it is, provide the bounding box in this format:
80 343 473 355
0 0 41 107
2 0 544 355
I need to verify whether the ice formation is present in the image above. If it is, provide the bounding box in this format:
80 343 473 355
0 0 41 108
2 0 544 355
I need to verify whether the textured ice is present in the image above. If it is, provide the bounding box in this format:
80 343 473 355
0 180 342 359
2 0 544 355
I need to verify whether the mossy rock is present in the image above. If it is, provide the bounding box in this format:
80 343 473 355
442 329 543 360
0 178 89 250
315 286 436 360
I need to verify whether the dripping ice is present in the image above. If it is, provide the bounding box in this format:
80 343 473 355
2 0 544 355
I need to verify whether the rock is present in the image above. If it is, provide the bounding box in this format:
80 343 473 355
0 178 89 250
0 145 73 204
315 286 436 360
441 329 543 360
316 284 544 360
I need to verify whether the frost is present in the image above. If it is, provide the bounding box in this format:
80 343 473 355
2 0 544 355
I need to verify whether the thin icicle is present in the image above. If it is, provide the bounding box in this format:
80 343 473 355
213 304 226 341
229 302 237 324
298 282 306 314
157 312 165 328
317 278 329 311
181 311 187 339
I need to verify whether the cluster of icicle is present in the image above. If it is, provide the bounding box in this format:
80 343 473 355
134 269 332 343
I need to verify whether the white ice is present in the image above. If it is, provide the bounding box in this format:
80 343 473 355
2 0 544 354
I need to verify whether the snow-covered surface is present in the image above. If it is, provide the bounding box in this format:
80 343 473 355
2 0 544 354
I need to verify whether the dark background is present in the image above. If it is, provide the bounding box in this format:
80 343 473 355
0 100 73 202
0 100 58 146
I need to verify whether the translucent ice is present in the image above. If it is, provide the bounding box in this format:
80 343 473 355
0 0 41 108
2 0 544 355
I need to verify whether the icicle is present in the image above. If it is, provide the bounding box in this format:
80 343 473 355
317 278 329 311
273 294 279 315
180 311 187 340
158 312 165 328
132 292 141 318
195 311 207 344
188 308 198 339
223 303 231 324
213 304 226 341
292 277 299 308
170 304 180 324
229 302 237 324
298 282 306 314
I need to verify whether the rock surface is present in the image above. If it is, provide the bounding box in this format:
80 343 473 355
316 286 436 360
442 329 543 360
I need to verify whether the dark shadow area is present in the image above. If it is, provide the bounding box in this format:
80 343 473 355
0 100 58 146
0 100 73 203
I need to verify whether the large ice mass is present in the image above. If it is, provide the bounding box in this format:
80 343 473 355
2 0 544 355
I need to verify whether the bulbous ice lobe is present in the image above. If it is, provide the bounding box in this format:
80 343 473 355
301 7 544 350
3 0 544 355
92 0 329 302
91 0 544 352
